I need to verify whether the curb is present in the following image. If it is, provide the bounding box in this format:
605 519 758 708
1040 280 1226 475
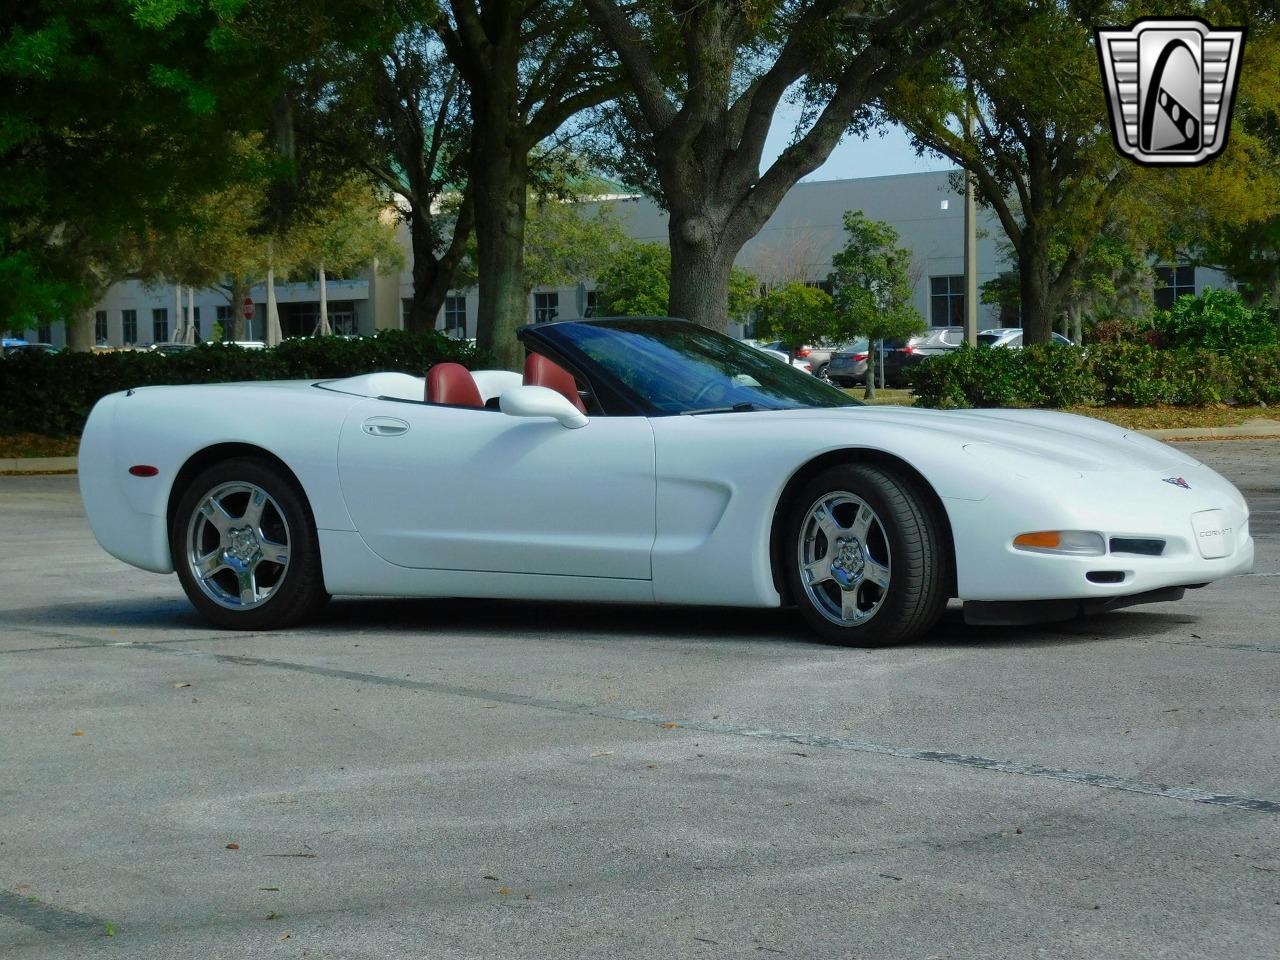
0 456 78 474
1139 418 1280 441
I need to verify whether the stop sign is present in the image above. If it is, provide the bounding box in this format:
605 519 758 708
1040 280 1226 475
242 297 255 320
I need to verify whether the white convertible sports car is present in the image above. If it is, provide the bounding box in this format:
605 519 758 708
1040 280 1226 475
79 317 1253 645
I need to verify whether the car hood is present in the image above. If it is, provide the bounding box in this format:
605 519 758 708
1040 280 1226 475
737 404 1200 476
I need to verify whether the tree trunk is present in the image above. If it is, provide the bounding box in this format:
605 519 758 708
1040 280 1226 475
668 214 733 331
405 206 453 334
1271 272 1280 339
266 264 281 346
67 309 95 352
317 264 330 336
863 340 879 401
186 286 196 343
225 277 249 342
470 131 530 370
1018 240 1054 344
1068 303 1083 344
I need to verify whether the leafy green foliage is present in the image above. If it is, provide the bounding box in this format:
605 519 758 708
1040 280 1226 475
911 342 1278 410
1148 288 1278 350
753 283 835 355
0 330 486 436
594 240 758 321
827 211 925 344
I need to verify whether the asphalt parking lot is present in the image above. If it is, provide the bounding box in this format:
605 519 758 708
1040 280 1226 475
2 441 1278 960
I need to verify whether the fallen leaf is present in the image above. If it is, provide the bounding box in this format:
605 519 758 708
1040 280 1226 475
174 682 191 688
265 911 280 920
1015 827 1024 835
647 764 657 769
497 887 511 896
590 751 613 757
278 933 291 941
226 842 240 850
71 730 85 737
659 722 679 730
15 885 30 893
524 893 534 900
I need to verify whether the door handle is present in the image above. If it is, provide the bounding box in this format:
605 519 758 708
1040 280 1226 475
362 417 410 437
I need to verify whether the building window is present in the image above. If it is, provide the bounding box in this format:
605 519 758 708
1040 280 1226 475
191 306 201 338
122 309 138 344
37 323 51 344
1154 265 1195 310
329 302 356 336
152 307 168 343
402 298 414 326
534 291 559 324
584 290 599 318
95 311 108 344
444 295 467 337
930 275 965 326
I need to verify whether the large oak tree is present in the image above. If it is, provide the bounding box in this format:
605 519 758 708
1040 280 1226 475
582 0 993 331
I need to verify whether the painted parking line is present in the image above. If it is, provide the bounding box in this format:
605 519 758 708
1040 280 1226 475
39 630 1280 816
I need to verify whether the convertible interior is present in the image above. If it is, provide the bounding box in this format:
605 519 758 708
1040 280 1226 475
320 352 591 412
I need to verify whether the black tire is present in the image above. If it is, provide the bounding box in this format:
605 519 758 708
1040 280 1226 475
170 457 328 630
784 463 949 646
813 362 830 380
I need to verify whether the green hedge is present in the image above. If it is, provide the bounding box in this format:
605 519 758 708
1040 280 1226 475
910 342 1280 410
0 330 487 436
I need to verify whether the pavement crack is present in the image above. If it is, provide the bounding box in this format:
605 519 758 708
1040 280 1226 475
53 631 1280 817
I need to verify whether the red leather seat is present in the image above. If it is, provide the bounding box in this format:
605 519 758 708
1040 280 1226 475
524 353 587 412
426 362 483 408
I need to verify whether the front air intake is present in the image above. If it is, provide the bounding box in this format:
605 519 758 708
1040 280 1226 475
1086 571 1126 584
1109 537 1166 557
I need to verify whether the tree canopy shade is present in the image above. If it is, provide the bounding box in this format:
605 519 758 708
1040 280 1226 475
0 0 272 340
582 0 996 333
432 0 625 368
295 17 474 334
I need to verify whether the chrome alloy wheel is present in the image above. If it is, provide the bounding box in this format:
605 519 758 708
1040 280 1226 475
185 481 291 611
797 491 892 626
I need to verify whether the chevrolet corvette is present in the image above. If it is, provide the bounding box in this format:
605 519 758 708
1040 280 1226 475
79 317 1253 645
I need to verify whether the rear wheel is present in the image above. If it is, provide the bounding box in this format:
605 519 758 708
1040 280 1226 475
785 464 949 646
170 457 328 630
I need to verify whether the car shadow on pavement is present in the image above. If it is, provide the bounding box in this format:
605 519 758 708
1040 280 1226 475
0 595 1198 650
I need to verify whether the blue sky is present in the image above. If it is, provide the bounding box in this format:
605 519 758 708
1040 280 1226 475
761 104 954 181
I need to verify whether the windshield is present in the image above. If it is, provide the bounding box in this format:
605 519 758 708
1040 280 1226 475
543 319 860 414
976 333 1002 347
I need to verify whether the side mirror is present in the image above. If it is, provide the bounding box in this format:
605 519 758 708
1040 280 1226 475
499 385 589 429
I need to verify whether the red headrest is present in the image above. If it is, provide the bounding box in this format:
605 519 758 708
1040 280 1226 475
523 353 587 412
426 362 483 408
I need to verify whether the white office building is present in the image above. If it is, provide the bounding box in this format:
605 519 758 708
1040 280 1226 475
21 170 1221 347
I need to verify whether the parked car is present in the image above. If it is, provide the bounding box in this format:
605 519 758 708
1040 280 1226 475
3 341 61 358
751 343 813 373
825 341 869 386
978 328 1075 348
150 342 197 355
882 326 966 387
759 340 846 378
78 316 1254 646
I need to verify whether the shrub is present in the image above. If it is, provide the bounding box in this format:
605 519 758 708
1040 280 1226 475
1148 288 1278 350
1232 345 1280 406
912 341 1265 411
0 331 487 436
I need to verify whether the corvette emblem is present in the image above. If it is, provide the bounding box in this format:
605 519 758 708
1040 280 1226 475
1096 17 1245 166
1162 476 1192 489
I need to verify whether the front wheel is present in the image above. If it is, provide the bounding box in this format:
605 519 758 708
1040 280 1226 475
785 464 949 646
170 457 328 630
